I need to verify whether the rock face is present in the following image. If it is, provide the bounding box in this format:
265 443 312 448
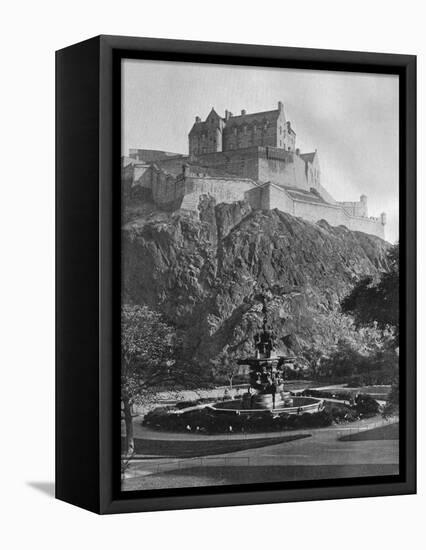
122 198 390 367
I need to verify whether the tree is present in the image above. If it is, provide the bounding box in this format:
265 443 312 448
341 243 399 346
210 346 240 389
341 243 400 417
121 305 177 455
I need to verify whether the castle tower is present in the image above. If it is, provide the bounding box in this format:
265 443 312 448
188 108 224 156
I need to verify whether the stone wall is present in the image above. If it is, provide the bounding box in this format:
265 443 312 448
179 176 257 212
129 148 182 162
223 119 279 151
246 182 385 239
148 173 257 213
245 183 294 213
194 147 261 180
258 152 308 189
293 198 384 239
196 147 324 195
339 196 368 217
123 146 385 239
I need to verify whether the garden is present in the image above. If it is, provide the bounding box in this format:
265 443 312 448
142 392 380 434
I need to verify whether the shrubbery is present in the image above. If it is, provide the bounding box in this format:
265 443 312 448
143 406 334 434
323 401 359 423
305 340 399 387
143 391 381 434
354 393 380 416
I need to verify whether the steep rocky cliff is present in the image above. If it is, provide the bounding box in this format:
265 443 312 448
122 198 389 367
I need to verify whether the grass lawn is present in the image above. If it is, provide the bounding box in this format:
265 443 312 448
124 433 311 458
122 463 399 491
339 422 399 442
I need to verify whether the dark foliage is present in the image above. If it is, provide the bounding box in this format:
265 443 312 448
354 393 380 416
341 243 399 345
143 406 335 434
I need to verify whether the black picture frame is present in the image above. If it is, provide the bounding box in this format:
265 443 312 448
56 35 416 515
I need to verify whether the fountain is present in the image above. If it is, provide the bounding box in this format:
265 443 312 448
209 290 324 416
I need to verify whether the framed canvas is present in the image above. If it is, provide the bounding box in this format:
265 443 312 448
56 35 416 514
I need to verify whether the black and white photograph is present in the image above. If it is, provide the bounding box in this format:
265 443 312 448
2 0 421 543
120 59 401 492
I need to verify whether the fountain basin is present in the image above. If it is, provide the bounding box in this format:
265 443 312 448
208 396 324 415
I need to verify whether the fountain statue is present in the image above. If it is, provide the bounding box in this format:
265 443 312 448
238 291 295 410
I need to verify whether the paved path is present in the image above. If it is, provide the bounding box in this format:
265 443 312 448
129 414 394 441
124 416 399 484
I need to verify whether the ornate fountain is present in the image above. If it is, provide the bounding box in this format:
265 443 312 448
238 291 295 410
210 289 324 415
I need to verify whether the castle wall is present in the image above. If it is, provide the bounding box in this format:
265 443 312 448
195 147 260 180
129 148 182 162
150 174 257 213
154 156 190 176
258 153 309 189
245 183 294 213
339 198 368 217
292 199 384 238
196 147 326 196
151 170 180 205
246 182 384 239
179 177 256 212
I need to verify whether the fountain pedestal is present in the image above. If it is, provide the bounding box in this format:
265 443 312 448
238 327 296 410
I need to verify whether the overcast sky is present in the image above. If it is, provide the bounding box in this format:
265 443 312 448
122 59 399 243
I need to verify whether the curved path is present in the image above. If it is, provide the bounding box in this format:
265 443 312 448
129 414 395 442
123 415 399 490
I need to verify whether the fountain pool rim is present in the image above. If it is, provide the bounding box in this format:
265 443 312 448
207 395 324 415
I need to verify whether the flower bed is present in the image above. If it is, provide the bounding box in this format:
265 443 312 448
143 406 334 434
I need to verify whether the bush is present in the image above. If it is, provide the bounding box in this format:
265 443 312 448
143 406 334 434
355 394 380 416
324 401 359 423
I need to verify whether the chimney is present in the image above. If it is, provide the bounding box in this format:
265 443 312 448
380 212 387 225
278 101 284 112
241 109 246 115
195 116 201 123
225 110 230 121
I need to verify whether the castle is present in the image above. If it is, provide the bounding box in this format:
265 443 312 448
122 102 386 239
